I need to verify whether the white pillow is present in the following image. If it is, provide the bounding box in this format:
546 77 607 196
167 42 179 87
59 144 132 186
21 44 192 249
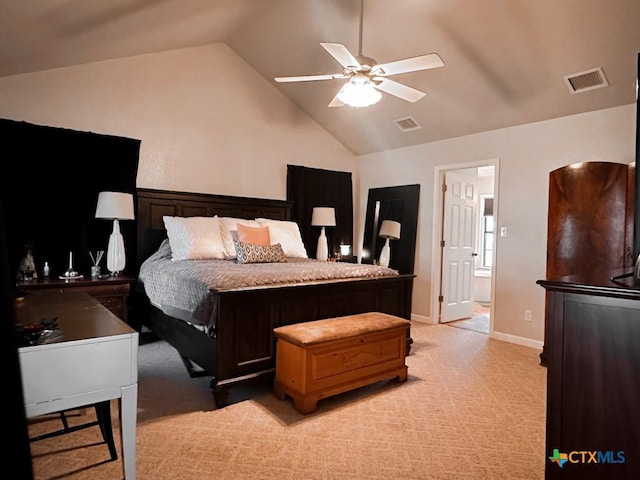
163 216 226 261
219 217 261 259
255 218 308 258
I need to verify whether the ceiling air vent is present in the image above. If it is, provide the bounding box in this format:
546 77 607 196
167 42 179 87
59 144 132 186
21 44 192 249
564 67 609 94
394 116 422 132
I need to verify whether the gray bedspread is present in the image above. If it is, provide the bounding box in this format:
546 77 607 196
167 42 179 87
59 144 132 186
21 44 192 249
138 239 399 329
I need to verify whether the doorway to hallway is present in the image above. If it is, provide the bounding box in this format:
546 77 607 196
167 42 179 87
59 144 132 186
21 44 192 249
431 160 498 333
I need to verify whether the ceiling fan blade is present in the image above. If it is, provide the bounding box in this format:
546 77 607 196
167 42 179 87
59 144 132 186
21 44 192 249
375 53 444 76
328 92 345 108
275 73 346 82
374 78 426 102
320 42 361 69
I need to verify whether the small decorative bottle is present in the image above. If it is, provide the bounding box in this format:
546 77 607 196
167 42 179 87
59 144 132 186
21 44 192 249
43 261 50 278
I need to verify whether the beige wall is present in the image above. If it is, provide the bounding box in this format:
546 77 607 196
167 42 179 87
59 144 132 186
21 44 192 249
0 42 635 347
0 43 355 199
356 104 636 347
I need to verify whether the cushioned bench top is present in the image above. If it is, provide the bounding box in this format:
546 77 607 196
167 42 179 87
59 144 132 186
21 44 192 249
273 312 411 346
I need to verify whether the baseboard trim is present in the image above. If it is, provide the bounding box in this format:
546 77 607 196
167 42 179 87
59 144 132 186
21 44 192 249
411 313 543 351
490 331 543 351
411 313 434 324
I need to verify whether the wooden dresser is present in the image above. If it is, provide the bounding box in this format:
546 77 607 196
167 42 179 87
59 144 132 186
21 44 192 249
16 275 135 323
537 271 640 479
541 161 635 366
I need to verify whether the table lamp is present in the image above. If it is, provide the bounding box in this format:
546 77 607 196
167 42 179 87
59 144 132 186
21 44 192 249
95 191 135 276
378 220 401 268
311 207 336 261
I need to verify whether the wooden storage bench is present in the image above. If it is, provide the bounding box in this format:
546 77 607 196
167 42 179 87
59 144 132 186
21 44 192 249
273 312 410 414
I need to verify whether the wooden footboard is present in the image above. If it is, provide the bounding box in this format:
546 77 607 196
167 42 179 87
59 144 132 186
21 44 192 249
214 274 414 381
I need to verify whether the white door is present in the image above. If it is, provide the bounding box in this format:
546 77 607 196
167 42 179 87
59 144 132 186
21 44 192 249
440 171 478 322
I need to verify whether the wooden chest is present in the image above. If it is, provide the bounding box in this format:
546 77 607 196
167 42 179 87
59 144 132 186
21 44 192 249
273 312 410 414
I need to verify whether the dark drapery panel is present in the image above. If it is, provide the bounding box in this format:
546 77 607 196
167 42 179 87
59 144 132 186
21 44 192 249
0 184 34 477
286 164 353 259
1 119 140 280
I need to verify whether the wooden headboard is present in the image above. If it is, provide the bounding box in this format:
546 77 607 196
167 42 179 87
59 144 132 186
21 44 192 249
136 188 293 271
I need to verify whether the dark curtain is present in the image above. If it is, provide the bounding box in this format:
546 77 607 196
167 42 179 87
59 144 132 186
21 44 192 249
0 183 33 478
1 119 140 280
286 165 353 259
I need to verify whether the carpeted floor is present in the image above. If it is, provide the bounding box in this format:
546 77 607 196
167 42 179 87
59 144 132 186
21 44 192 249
28 321 546 480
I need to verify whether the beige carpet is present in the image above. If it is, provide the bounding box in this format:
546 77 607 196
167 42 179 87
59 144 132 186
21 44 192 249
28 322 547 480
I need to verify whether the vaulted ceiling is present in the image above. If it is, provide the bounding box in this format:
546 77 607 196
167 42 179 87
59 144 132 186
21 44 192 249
2 0 639 155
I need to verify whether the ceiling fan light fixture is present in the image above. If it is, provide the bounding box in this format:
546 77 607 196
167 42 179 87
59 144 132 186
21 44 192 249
273 0 442 108
337 76 381 107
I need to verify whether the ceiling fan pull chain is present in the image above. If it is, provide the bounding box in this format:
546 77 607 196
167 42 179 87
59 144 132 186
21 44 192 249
358 0 364 57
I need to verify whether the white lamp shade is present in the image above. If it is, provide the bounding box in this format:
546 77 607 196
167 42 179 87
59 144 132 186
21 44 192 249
379 220 401 240
95 191 135 220
311 207 336 227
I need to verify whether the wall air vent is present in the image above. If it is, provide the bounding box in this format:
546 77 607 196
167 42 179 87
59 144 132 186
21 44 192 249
564 67 609 94
394 116 422 132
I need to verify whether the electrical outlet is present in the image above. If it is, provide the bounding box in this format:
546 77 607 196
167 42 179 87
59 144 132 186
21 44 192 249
524 309 532 321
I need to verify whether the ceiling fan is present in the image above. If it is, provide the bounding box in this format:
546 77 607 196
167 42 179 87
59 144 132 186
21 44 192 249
274 0 444 108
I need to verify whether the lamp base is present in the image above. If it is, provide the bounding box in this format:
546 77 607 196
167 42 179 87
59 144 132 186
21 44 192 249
316 227 329 261
379 238 391 268
106 219 126 275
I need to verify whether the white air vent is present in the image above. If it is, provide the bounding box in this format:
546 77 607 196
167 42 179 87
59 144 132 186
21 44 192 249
564 67 609 94
394 116 422 132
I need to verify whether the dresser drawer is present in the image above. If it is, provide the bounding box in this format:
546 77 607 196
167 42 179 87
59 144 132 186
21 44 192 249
75 283 129 297
21 335 137 407
97 296 126 320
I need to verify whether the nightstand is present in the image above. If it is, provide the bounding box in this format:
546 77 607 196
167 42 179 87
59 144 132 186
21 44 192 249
16 275 135 323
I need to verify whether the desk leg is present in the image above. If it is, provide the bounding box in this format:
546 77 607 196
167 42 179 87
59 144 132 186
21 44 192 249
120 384 138 479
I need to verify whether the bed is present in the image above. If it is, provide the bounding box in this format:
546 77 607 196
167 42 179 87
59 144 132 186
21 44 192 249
135 188 415 407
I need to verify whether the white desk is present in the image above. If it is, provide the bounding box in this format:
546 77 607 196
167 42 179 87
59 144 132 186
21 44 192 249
15 291 138 479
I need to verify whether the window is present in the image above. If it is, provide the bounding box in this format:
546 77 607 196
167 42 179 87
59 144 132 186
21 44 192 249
479 195 494 269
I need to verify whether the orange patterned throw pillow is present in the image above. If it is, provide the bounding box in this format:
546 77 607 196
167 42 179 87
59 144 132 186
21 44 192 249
237 223 270 246
233 240 287 264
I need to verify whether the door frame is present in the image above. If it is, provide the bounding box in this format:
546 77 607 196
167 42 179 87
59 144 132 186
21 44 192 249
430 158 500 332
